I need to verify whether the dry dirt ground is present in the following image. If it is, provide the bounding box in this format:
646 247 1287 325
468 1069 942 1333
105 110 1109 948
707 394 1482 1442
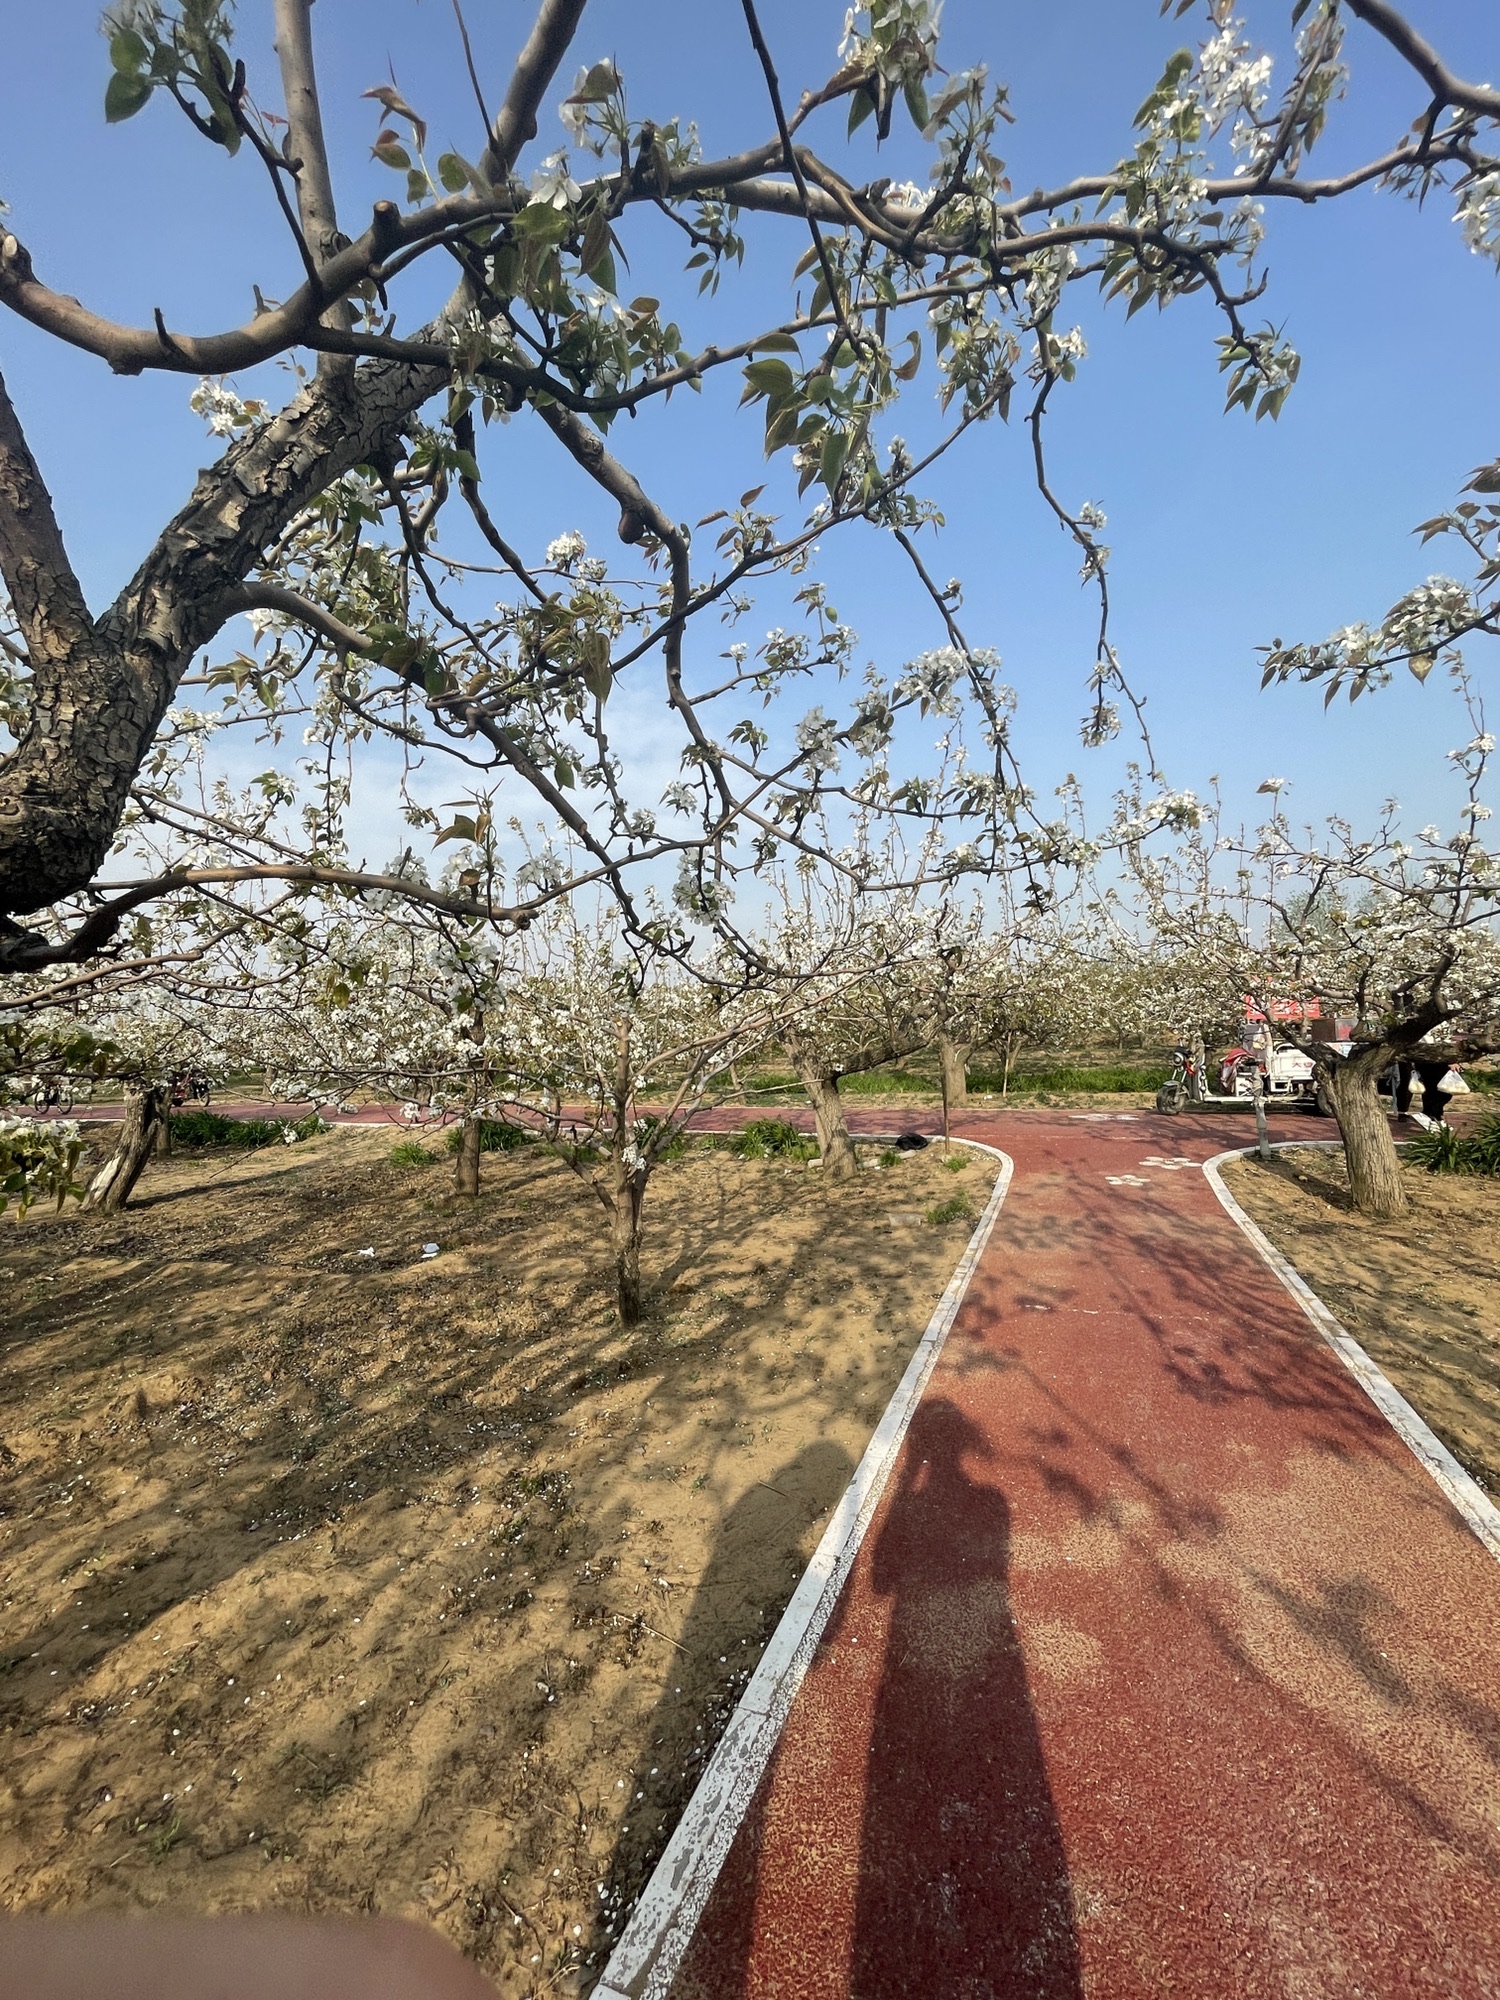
0 1126 986 1995
1225 1147 1500 1499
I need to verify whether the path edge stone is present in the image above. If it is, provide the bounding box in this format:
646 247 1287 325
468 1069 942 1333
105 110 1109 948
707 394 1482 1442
594 1141 1016 2000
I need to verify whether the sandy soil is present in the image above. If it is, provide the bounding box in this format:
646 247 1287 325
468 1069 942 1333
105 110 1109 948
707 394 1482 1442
0 1127 985 1994
1224 1147 1500 1498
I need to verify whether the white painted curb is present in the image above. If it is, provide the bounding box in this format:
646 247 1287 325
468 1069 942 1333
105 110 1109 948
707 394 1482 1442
593 1141 1015 2000
1204 1143 1500 1566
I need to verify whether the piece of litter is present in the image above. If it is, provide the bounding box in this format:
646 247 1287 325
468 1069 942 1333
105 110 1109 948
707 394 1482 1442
356 1247 376 1259
421 1242 439 1259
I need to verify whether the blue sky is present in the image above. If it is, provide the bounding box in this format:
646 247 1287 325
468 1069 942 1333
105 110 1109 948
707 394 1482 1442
3 0 1497 861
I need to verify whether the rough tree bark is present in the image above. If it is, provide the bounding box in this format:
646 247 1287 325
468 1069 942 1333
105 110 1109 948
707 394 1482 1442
1001 1030 1020 1097
454 1113 482 1197
790 1051 859 1181
1320 1046 1409 1219
611 1151 647 1327
607 1016 649 1324
938 1030 969 1144
83 1084 167 1213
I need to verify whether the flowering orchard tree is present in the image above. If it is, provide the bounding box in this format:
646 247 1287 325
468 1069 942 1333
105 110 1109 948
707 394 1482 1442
906 897 1110 1115
242 886 824 1320
491 904 793 1323
749 870 963 1173
73 991 260 1210
1124 724 1500 1217
238 898 529 1195
2 0 1497 975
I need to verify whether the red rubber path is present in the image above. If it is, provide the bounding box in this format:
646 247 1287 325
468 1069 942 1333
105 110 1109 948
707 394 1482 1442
665 1110 1500 2000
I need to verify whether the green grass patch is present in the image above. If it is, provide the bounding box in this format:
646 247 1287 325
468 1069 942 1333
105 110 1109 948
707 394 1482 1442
731 1118 819 1162
925 1191 974 1226
969 1063 1171 1095
838 1069 933 1095
171 1109 325 1148
389 1140 434 1168
1406 1112 1500 1175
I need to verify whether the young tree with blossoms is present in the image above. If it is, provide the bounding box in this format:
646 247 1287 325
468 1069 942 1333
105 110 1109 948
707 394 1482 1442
1 0 1497 986
747 867 966 1173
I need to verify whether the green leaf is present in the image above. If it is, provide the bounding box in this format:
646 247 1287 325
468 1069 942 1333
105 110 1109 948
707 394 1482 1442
766 401 804 456
847 86 875 137
1134 50 1193 129
740 357 796 408
567 59 619 104
104 69 153 122
373 140 412 171
903 77 930 131
751 332 801 356
110 27 150 73
582 633 613 703
437 151 469 193
820 427 850 492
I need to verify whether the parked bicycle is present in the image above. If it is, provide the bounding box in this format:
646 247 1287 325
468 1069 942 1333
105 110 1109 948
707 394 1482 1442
30 1077 75 1117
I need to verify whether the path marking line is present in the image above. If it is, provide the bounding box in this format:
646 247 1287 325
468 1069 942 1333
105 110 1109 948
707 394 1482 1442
1204 1143 1500 1566
594 1142 1015 2000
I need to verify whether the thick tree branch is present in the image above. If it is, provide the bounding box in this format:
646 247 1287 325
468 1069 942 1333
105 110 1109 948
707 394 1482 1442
0 369 92 662
272 0 353 367
1343 0 1500 122
1 864 539 972
211 581 374 656
481 0 589 182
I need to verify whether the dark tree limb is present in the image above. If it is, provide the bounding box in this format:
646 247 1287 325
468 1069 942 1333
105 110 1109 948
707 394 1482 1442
1343 0 1500 122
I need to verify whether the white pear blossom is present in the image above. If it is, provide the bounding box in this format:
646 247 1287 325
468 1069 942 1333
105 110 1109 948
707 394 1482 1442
528 152 582 210
545 529 588 569
189 377 264 438
1457 171 1500 264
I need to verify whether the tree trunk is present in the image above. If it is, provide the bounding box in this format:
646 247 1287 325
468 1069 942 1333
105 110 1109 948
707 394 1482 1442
792 1058 858 1181
938 1032 969 1115
454 1113 481 1197
1323 1054 1408 1219
1001 1032 1017 1098
1254 1082 1269 1162
83 1084 167 1213
154 1112 174 1158
611 1156 647 1327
